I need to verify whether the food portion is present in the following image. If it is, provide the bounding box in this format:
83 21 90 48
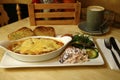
59 46 89 64
8 26 56 40
7 26 99 63
70 34 95 49
59 34 99 64
8 27 35 40
9 38 64 55
33 26 56 37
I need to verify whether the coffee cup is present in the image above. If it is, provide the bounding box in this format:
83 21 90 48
86 6 105 31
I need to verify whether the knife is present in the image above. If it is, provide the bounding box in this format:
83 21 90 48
110 37 120 57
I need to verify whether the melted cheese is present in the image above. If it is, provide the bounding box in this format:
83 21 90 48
11 38 64 55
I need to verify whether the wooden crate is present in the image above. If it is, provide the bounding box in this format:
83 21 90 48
28 2 81 25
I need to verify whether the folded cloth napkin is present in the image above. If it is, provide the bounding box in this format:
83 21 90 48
96 39 120 70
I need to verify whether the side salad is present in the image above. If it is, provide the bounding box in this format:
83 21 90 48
59 34 99 64
70 34 98 59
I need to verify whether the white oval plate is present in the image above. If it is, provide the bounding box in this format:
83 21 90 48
0 36 72 62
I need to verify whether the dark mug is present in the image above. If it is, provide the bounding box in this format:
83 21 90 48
86 6 106 32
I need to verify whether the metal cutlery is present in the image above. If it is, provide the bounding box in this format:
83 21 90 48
104 38 120 69
110 37 120 57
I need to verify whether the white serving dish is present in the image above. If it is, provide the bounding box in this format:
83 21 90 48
0 52 104 68
0 36 72 62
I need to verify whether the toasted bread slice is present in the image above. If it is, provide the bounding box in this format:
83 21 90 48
8 27 35 40
33 26 56 37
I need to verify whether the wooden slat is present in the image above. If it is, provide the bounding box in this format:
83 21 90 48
28 4 36 26
36 20 75 25
16 4 21 20
34 3 76 9
0 0 31 4
35 12 75 18
75 2 81 24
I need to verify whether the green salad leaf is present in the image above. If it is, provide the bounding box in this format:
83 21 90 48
70 34 95 49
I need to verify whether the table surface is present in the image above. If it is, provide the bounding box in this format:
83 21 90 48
0 18 120 80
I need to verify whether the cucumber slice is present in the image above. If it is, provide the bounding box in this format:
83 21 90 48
86 49 98 59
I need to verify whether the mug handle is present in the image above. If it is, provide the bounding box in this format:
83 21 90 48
99 10 114 33
99 19 108 33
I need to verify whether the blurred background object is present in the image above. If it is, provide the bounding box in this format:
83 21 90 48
0 5 9 27
78 0 120 27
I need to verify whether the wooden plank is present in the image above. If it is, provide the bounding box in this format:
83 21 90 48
16 4 21 20
28 4 36 26
75 2 81 24
34 3 76 9
36 20 75 25
35 12 75 18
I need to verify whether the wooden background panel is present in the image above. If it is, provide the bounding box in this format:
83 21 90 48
0 0 31 4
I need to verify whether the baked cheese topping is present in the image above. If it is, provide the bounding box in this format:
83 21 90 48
10 38 64 55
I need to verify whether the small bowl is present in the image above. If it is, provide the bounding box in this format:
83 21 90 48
0 36 72 62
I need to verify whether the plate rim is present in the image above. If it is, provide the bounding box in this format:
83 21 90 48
0 51 104 68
